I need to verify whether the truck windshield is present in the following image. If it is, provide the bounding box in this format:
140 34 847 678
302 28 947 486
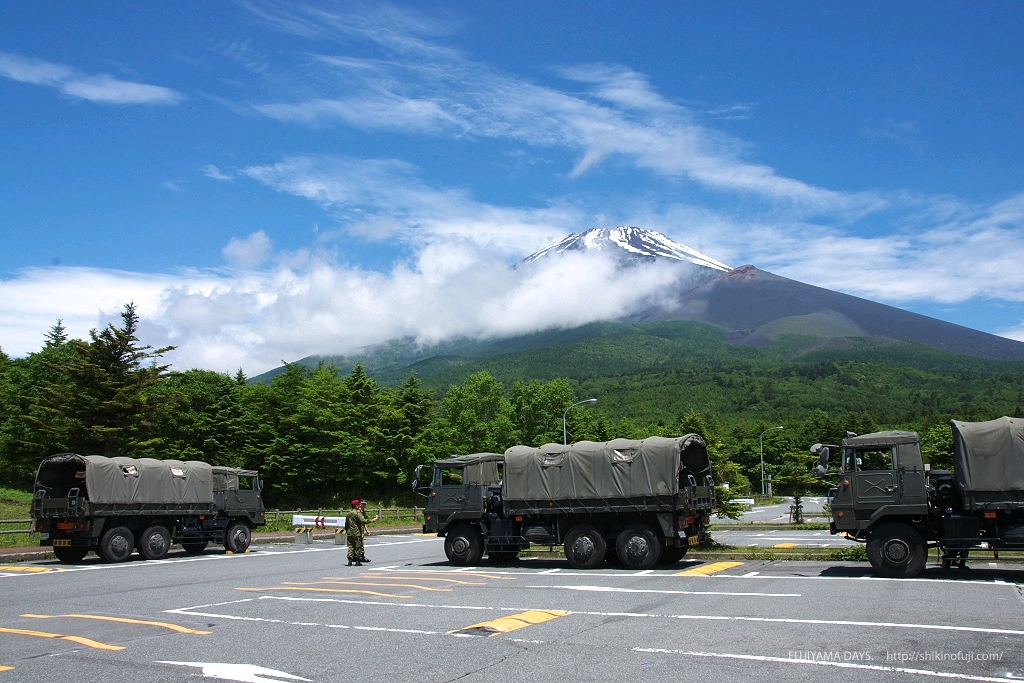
435 467 465 485
844 447 894 472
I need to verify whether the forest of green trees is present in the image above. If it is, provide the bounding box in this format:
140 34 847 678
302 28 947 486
2 305 1023 508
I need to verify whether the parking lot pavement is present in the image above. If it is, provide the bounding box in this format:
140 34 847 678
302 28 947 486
2 534 1023 682
711 528 858 548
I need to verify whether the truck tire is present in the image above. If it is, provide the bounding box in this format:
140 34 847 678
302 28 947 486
659 546 688 565
181 541 208 555
564 525 607 570
139 525 171 561
867 523 927 578
444 525 484 566
100 526 135 563
53 545 89 564
224 522 251 553
616 525 661 569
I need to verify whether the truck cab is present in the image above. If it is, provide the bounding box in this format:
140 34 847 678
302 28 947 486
417 454 502 534
828 431 928 537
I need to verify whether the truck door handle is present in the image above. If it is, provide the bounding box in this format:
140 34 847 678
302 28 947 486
885 486 897 493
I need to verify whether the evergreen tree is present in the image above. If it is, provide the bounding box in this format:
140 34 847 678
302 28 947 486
31 303 175 457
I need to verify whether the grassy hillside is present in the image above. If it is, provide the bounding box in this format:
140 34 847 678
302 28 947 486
255 320 1024 429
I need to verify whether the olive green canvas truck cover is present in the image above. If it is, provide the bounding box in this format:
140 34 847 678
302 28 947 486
951 417 1024 510
503 435 711 501
35 453 215 505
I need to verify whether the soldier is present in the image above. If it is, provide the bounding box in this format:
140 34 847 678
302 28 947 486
345 499 379 566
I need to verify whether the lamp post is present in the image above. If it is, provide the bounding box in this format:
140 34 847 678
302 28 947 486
760 426 784 497
563 398 597 445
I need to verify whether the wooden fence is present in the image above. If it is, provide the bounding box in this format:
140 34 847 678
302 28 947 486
0 519 33 535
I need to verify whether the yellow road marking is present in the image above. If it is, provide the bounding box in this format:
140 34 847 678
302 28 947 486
354 574 486 586
450 610 569 637
0 665 11 672
0 626 123 651
283 580 451 593
676 561 745 576
772 543 798 549
236 587 411 599
373 570 515 580
0 566 53 573
21 614 211 635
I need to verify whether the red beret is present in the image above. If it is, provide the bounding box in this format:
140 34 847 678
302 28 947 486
351 499 361 506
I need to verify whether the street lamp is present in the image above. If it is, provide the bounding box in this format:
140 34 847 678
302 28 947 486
760 426 784 497
563 398 597 445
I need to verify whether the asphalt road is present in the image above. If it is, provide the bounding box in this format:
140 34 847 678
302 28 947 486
2 535 1023 683
714 497 828 524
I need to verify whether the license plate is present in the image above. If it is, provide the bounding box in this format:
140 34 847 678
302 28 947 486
53 539 72 547
687 535 700 546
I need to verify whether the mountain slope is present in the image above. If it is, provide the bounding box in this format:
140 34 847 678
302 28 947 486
632 265 1024 361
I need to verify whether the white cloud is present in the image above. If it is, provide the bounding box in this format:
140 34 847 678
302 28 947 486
0 248 703 375
240 5 883 216
0 51 182 105
223 231 273 268
203 165 234 181
241 155 584 255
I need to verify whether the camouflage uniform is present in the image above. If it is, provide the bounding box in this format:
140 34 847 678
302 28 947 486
345 508 369 563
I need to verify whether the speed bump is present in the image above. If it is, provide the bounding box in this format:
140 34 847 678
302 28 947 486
676 561 744 576
449 610 569 637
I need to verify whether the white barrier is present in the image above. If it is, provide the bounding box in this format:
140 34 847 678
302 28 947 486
292 515 346 545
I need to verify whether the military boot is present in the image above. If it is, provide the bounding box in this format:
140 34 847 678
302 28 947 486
354 560 363 566
346 559 354 566
360 557 371 563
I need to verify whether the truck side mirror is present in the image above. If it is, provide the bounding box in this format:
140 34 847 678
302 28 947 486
813 446 830 476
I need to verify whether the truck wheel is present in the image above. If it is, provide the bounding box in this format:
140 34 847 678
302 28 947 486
100 526 135 563
444 525 484 566
139 525 171 561
181 541 208 555
616 525 661 569
224 522 251 553
659 546 688 565
53 545 88 564
867 523 926 578
564 525 607 570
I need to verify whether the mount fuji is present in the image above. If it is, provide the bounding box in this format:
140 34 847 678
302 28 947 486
253 226 1024 383
523 227 1024 362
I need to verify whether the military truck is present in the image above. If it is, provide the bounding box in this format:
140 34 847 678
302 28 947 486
814 417 1024 577
414 435 715 569
31 453 266 564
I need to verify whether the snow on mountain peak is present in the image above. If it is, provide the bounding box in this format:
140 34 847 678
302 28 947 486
520 226 732 271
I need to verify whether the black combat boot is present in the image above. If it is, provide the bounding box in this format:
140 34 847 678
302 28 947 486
354 560 362 566
360 557 371 563
346 559 353 566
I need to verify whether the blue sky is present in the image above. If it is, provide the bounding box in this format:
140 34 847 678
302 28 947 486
2 1 1024 372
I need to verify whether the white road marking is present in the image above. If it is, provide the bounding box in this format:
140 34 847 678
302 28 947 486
524 585 800 598
368 565 1018 587
157 662 310 682
196 595 1024 638
538 569 561 574
165 609 441 635
740 572 760 578
634 648 1012 682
